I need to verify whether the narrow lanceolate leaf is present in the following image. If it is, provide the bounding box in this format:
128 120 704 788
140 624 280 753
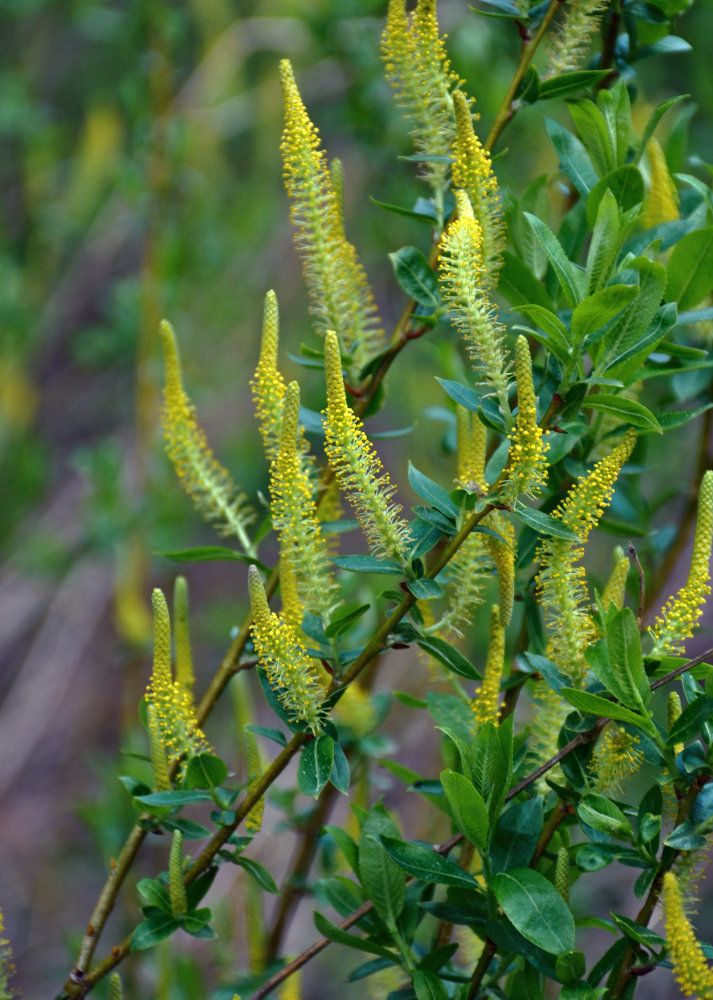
491 868 575 955
159 321 255 553
440 770 489 852
297 735 334 797
379 835 480 888
279 60 383 367
358 807 406 927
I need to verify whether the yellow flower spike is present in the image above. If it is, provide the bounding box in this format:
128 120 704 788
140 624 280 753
668 691 684 756
471 605 505 726
439 191 512 418
555 847 569 902
159 320 256 554
0 908 16 1000
487 514 516 628
147 704 171 792
505 336 549 501
536 432 636 682
252 290 286 467
243 727 266 834
146 589 210 771
272 381 338 623
173 576 194 693
169 830 188 917
644 138 679 228
589 724 643 794
452 91 505 283
332 681 378 737
601 545 630 613
381 0 461 215
545 0 608 78
663 871 713 1000
279 60 383 367
442 531 489 636
107 973 123 1000
323 332 412 563
248 565 324 734
456 404 487 489
651 470 713 656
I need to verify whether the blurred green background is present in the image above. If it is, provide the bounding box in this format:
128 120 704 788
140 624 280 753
1 0 712 996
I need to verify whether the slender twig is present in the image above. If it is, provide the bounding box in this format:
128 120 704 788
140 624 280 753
485 0 567 152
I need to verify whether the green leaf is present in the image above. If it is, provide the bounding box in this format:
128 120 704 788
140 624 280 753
546 118 598 197
605 607 650 708
567 99 615 177
333 555 403 574
186 753 228 790
491 867 575 954
134 790 213 810
489 798 543 875
136 877 172 912
634 94 688 162
164 818 212 840
130 913 180 950
513 304 572 362
666 696 713 746
180 907 215 938
539 70 609 100
158 547 266 570
245 725 287 747
323 826 359 873
604 303 677 382
297 735 334 798
665 227 713 311
571 285 638 347
408 462 459 517
313 910 398 960
577 793 635 842
406 578 444 600
651 403 713 432
414 635 482 680
330 741 350 794
511 503 581 541
585 165 645 229
324 604 370 639
413 969 449 1000
234 856 279 893
581 393 661 432
559 688 656 736
388 246 441 308
664 820 707 851
524 212 584 307
435 377 482 413
358 806 406 927
498 251 554 309
440 770 489 852
379 835 479 889
556 950 587 985
369 196 438 224
611 912 666 951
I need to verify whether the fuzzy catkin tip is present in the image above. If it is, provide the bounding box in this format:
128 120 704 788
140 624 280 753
663 871 713 999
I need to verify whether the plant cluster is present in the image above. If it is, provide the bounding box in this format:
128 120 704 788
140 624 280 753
24 0 713 998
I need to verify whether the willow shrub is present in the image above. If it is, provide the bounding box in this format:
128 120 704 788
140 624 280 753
47 2 713 999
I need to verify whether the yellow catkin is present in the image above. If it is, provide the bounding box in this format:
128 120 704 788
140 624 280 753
248 566 324 734
279 60 382 368
169 830 187 916
471 605 505 726
452 90 505 283
146 589 209 771
546 0 608 77
456 405 487 490
487 514 516 629
589 724 643 795
147 704 171 792
443 531 489 636
668 691 685 757
651 470 713 656
243 727 266 834
107 973 123 1000
244 877 267 974
439 191 511 416
381 0 461 213
251 290 287 467
0 909 16 1000
276 968 302 1000
332 681 379 737
323 331 412 563
271 381 338 624
505 336 549 501
600 545 630 613
536 431 636 682
555 847 570 902
663 871 713 1000
159 320 255 551
173 576 194 693
644 138 679 229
